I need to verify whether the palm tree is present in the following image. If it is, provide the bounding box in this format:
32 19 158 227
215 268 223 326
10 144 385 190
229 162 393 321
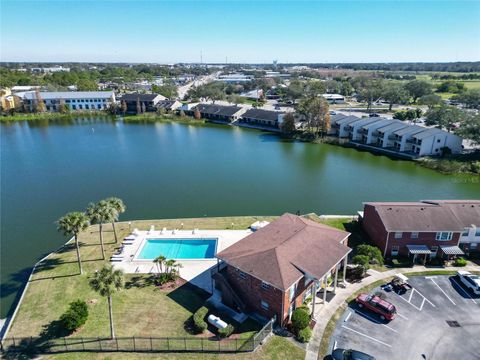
89 265 124 339
153 255 166 274
57 212 90 275
86 200 118 260
105 197 126 243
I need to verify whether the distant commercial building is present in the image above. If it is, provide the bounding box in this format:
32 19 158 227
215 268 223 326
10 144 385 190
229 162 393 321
217 74 253 83
22 91 115 112
11 85 41 93
240 89 264 100
30 66 70 73
322 94 345 104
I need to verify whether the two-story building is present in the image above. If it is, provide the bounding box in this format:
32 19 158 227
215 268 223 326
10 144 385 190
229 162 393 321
361 200 480 263
119 93 166 114
193 104 246 123
345 117 385 141
213 213 351 327
408 128 463 156
22 91 115 112
240 108 285 129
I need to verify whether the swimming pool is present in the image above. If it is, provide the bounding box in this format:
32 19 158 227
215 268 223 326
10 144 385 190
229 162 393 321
137 238 217 260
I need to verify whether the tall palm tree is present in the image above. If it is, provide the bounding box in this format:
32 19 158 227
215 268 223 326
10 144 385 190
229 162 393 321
86 200 118 260
105 197 126 243
89 265 124 339
153 255 166 274
57 212 90 275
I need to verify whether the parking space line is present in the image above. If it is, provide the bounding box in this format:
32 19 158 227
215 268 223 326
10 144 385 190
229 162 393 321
341 325 392 348
354 310 399 333
408 290 414 302
395 292 421 310
344 311 352 322
429 278 456 305
411 288 436 308
450 277 478 304
396 312 408 320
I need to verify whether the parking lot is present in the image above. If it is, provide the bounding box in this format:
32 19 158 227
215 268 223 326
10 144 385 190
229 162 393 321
328 275 480 360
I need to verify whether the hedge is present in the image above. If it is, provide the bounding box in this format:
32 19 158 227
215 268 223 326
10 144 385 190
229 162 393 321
291 308 310 333
218 324 234 338
193 306 209 333
298 327 312 343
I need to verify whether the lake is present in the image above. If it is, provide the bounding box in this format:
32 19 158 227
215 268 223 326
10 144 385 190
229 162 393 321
1 118 479 318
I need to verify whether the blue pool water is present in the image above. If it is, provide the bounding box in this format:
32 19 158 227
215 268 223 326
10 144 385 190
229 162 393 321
138 239 217 260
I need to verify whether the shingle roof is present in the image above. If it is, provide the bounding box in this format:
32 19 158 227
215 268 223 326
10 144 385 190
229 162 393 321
364 200 480 232
393 125 425 137
217 213 351 290
195 104 243 117
157 100 179 109
411 128 445 140
120 93 164 102
376 121 409 133
242 108 282 122
336 115 361 126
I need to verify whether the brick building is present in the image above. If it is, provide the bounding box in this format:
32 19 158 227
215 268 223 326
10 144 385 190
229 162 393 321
362 200 480 262
213 213 351 327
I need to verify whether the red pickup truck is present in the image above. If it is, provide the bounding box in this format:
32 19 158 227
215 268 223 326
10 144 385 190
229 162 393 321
355 293 396 321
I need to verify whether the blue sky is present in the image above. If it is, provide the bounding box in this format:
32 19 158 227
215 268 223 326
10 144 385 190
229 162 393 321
1 0 479 63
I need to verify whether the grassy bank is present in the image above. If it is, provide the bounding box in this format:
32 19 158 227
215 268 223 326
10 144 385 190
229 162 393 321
418 153 480 175
121 113 207 126
5 215 308 359
0 111 113 122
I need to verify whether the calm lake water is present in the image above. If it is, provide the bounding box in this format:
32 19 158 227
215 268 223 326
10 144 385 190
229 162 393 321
1 118 479 318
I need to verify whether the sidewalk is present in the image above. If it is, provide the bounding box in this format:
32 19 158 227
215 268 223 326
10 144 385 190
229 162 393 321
305 264 480 360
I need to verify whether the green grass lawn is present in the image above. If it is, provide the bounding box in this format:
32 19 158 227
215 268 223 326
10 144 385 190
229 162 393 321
7 216 277 341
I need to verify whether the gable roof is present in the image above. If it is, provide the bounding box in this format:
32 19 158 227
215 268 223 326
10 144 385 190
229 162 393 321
195 103 243 117
157 100 181 109
364 200 480 232
242 108 283 122
120 93 165 102
376 120 409 133
393 124 425 137
217 213 351 290
336 115 361 126
411 128 445 140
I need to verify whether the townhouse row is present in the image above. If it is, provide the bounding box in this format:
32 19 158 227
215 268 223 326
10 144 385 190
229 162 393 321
329 114 463 157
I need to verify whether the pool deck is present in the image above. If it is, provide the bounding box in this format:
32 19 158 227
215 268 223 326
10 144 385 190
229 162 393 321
112 228 252 292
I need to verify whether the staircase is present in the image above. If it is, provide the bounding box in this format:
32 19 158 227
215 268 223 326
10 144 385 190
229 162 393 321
212 272 247 313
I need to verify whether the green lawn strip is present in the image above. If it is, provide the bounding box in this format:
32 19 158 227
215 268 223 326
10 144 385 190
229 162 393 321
0 112 113 122
7 216 276 340
402 270 480 276
41 335 304 360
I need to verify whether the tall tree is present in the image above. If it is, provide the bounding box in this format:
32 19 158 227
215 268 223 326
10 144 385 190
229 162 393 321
456 113 480 145
452 89 480 109
153 255 166 274
136 98 141 115
86 200 118 260
89 265 124 339
286 80 304 104
57 212 90 275
305 81 326 98
425 105 466 132
298 97 330 136
280 112 296 134
105 197 126 243
382 82 409 110
357 79 384 111
405 80 432 103
120 100 127 115
418 94 442 109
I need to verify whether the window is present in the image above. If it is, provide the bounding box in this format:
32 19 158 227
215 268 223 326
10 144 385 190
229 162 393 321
238 271 246 280
72 105 76 110
261 300 269 310
462 229 470 236
475 230 480 237
261 282 270 291
436 232 453 241
394 232 403 239
411 232 419 239
471 243 478 249
391 246 399 256
85 105 89 110
431 246 438 253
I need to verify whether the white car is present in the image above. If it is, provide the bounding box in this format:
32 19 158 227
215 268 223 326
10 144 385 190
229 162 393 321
457 271 480 295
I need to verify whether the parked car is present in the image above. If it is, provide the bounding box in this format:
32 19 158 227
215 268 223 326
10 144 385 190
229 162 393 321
332 348 376 360
369 113 380 117
355 293 396 320
330 110 337 115
457 271 480 295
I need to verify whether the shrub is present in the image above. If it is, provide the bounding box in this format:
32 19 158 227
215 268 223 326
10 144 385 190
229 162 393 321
303 296 312 305
352 255 370 275
356 245 384 265
218 324 234 338
193 306 209 333
291 308 310 333
454 257 467 267
60 300 88 332
297 327 312 343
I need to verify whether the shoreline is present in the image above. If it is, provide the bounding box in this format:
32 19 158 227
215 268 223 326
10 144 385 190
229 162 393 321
1 112 478 175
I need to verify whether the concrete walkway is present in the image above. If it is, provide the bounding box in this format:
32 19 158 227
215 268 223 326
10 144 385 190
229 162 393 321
305 264 480 360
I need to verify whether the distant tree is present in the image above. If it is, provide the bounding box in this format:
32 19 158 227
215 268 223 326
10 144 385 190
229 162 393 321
105 197 126 243
136 98 141 115
194 107 201 120
34 89 46 113
152 82 178 99
286 80 305 104
86 200 118 260
456 113 480 145
357 79 384 111
405 80 432 102
436 81 466 94
57 212 90 274
120 100 127 115
141 102 146 114
340 81 354 96
425 105 466 131
77 78 97 91
418 94 442 109
280 112 296 134
58 98 69 114
89 265 124 339
452 89 480 109
305 80 326 98
382 82 409 110
226 94 246 105
298 96 330 136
